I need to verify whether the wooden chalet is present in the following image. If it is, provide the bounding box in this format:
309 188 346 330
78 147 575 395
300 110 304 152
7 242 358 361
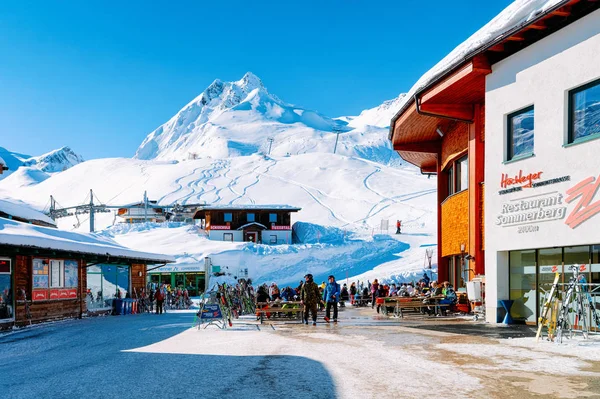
193 205 301 244
0 217 173 329
0 198 57 228
117 200 166 223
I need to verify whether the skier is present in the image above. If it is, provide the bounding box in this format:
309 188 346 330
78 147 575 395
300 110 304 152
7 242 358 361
396 220 402 234
323 275 341 322
301 274 321 326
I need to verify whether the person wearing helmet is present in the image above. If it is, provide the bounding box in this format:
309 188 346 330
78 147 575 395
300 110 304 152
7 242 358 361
301 274 320 326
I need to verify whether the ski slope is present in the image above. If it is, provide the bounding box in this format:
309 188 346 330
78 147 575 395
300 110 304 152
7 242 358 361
0 153 437 285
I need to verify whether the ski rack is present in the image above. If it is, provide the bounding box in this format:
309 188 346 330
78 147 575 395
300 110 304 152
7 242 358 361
195 289 227 330
537 265 600 343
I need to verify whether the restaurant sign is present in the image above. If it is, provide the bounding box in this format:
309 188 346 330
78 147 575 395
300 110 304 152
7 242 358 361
210 225 231 230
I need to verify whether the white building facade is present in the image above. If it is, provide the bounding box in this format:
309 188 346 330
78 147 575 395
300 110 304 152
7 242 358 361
485 9 600 323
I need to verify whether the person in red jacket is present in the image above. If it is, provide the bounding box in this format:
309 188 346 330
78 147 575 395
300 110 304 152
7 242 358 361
155 284 165 315
396 220 402 234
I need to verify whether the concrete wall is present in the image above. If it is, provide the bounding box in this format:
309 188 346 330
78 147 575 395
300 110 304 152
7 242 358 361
484 9 600 322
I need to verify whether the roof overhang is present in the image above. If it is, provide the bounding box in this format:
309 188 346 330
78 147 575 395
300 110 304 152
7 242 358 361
0 243 174 265
391 57 490 171
390 0 600 173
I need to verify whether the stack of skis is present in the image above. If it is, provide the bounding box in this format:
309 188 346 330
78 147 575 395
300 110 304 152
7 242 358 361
537 265 600 343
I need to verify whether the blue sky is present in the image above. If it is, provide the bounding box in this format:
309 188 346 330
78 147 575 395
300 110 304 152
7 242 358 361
0 0 512 160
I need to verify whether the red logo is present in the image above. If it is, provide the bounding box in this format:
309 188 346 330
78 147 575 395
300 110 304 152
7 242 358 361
501 170 543 189
552 265 558 273
580 264 587 272
565 175 600 229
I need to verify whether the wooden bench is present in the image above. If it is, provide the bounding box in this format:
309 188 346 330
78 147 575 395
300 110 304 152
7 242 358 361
378 296 451 318
256 301 304 324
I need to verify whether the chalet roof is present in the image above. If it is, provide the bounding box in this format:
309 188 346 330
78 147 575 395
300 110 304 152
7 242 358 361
389 0 580 137
236 222 268 230
0 217 174 264
197 204 301 212
0 198 56 227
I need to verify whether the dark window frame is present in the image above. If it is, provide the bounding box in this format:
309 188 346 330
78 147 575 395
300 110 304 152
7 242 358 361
568 78 600 144
269 213 278 223
507 105 535 161
444 154 468 200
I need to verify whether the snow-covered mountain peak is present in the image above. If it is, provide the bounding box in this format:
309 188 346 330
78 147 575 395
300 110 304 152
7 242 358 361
236 71 264 91
23 146 85 173
347 93 407 128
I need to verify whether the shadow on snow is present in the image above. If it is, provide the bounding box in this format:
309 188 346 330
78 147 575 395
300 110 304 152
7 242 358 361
0 313 337 399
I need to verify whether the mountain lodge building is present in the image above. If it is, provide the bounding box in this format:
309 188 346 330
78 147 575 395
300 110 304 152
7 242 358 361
193 205 301 244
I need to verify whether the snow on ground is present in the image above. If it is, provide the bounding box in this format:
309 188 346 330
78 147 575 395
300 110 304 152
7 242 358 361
2 308 599 399
1 153 437 285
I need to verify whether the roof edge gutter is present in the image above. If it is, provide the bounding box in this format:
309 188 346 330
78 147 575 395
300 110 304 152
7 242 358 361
389 0 574 141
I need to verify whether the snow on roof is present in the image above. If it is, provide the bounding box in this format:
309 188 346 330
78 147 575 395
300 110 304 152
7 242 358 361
0 198 56 226
392 0 567 122
198 204 301 211
236 222 268 230
0 217 175 263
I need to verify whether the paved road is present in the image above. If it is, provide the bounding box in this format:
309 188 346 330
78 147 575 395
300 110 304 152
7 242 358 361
1 307 598 398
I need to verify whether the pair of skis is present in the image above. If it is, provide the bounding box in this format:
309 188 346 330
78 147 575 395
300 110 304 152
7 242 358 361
536 273 560 342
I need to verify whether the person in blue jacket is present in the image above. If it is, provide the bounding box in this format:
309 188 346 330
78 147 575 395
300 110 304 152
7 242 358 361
323 275 341 323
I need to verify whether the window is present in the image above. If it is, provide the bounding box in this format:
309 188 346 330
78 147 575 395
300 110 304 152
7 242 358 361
270 235 278 244
224 213 232 222
455 155 468 192
223 233 233 242
509 250 536 323
50 260 64 288
507 106 534 160
87 264 129 308
0 258 12 320
569 79 600 143
269 213 277 223
445 155 468 198
247 213 255 222
447 167 454 196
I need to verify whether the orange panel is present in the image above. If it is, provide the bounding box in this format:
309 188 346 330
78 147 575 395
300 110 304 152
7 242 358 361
441 190 469 257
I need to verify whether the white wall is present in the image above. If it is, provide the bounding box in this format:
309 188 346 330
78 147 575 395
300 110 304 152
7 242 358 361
208 230 243 242
485 9 600 323
261 230 292 244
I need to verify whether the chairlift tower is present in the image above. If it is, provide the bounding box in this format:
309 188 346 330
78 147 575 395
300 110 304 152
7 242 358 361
333 127 341 154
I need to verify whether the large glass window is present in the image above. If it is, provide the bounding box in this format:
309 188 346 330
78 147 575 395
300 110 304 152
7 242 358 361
269 213 278 223
448 257 456 288
507 106 534 160
569 79 600 143
455 155 469 192
247 213 255 222
0 258 13 320
87 264 130 309
509 250 536 323
224 213 232 222
538 248 562 313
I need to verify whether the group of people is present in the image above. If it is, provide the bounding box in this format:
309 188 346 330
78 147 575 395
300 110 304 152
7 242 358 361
255 274 348 325
362 274 458 314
